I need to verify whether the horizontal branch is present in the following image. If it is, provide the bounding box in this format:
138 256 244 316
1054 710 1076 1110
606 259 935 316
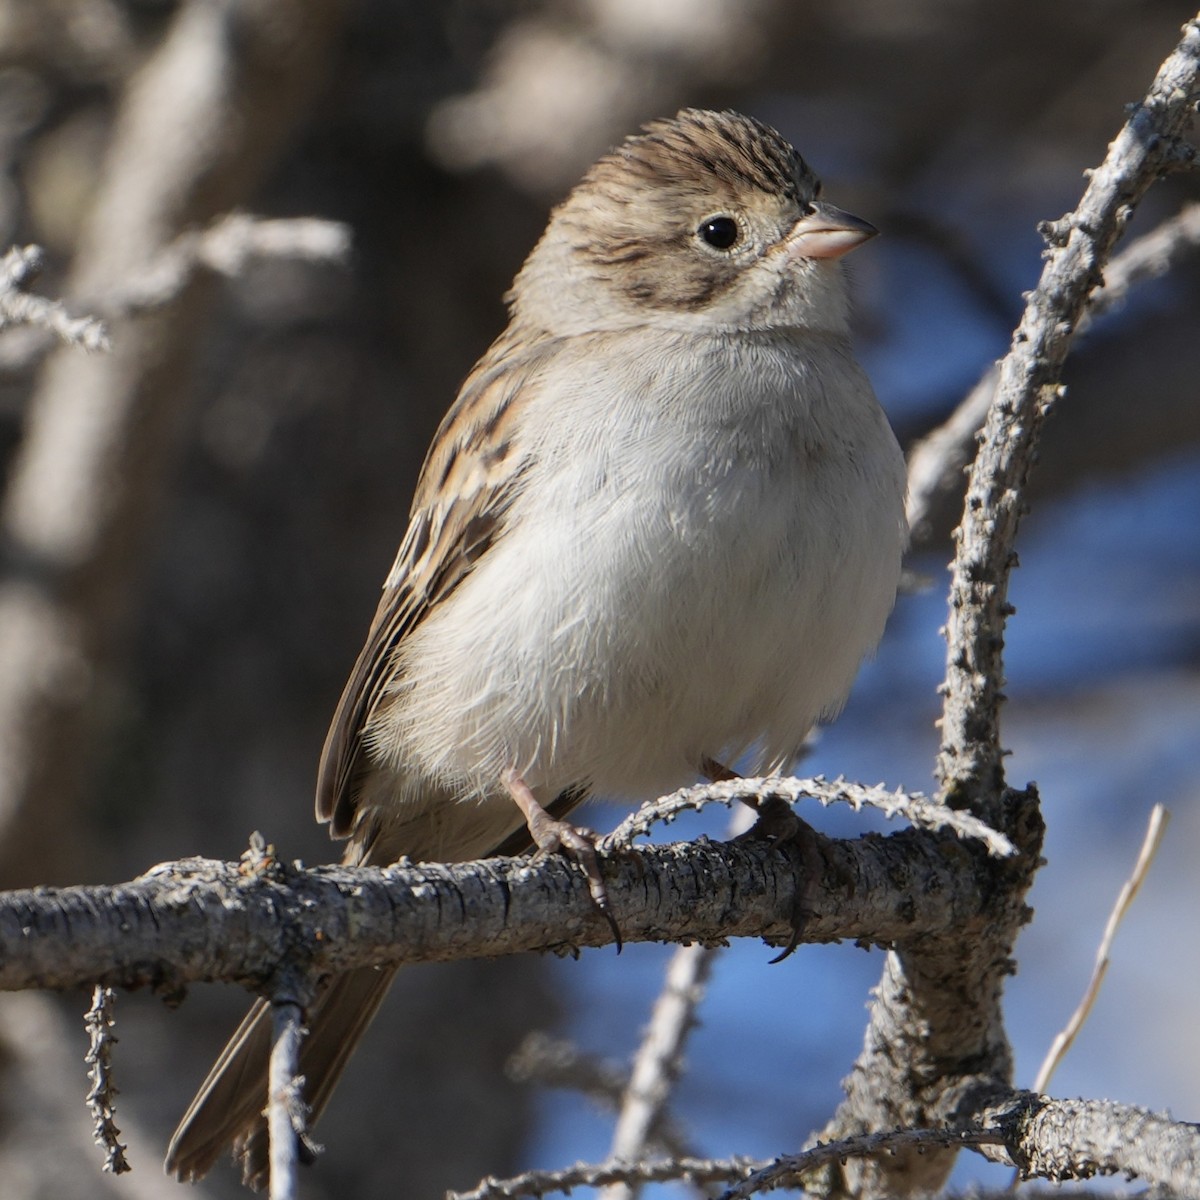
980 1091 1200 1196
447 1090 1200 1200
0 821 1013 996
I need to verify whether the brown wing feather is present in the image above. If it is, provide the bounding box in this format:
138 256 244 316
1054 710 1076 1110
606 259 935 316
315 327 546 842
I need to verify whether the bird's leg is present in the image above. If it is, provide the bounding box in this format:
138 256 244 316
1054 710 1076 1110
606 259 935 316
700 755 803 840
500 767 622 949
699 755 739 783
699 756 818 963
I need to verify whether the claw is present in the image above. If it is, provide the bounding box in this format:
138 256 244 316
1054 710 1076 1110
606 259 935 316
697 759 818 960
502 768 623 952
761 811 822 963
723 789 820 964
733 793 806 843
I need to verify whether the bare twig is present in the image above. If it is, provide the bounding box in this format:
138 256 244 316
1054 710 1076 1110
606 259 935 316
905 200 1200 545
724 1091 1200 1200
507 1034 695 1160
600 943 718 1200
1086 199 1200 319
83 985 130 1175
105 213 352 315
508 1032 631 1103
1030 804 1170 1095
0 245 110 351
0 992 223 1200
267 992 310 1200
0 0 349 892
938 19 1200 814
719 1127 1006 1200
903 366 997 545
817 21 1200 1198
448 1127 1006 1200
0 216 350 372
602 775 1014 857
449 1154 764 1200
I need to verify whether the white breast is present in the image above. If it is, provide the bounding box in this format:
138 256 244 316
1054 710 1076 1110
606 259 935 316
376 328 907 809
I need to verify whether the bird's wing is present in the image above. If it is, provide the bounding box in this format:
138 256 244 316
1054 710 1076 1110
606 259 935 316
315 329 549 843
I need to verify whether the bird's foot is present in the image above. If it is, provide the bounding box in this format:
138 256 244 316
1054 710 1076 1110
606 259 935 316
729 789 821 964
501 768 622 950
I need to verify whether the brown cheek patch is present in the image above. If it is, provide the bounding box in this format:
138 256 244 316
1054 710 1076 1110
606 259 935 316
622 253 743 311
580 229 743 312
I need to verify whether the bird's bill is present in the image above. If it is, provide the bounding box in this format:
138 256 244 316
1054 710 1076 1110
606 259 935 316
787 202 878 260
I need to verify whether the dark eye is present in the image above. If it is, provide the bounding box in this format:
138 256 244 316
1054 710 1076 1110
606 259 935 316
698 215 739 250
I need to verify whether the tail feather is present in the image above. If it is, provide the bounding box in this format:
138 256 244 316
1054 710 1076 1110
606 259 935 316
165 786 583 1186
166 965 399 1187
166 997 274 1183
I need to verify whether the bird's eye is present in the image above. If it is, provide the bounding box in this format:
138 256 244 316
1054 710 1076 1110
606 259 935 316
698 216 740 250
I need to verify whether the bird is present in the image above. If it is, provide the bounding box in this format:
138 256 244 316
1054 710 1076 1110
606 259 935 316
165 107 907 1188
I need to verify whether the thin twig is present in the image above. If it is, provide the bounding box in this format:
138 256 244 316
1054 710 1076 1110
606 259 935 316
719 1127 1006 1200
905 199 1200 545
267 994 309 1200
0 245 111 352
448 1128 1005 1200
449 1154 764 1200
1030 804 1170 1095
600 943 719 1200
507 1034 696 1160
83 984 130 1174
602 775 1015 857
104 212 352 315
816 23 1200 1197
508 1031 632 1103
1087 199 1200 318
0 244 43 290
0 217 350 371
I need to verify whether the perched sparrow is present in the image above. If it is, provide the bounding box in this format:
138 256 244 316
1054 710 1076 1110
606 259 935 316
166 108 907 1186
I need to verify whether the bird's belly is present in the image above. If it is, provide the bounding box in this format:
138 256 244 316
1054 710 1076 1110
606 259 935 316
377 445 902 807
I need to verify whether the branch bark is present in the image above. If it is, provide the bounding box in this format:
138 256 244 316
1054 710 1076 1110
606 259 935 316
445 1094 1200 1200
936 16 1200 812
0 818 1012 995
812 14 1200 1199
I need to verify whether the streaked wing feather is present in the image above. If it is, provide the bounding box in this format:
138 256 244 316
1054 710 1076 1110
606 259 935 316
315 329 545 841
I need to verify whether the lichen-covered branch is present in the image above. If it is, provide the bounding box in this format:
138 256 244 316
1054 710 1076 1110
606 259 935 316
936 15 1200 812
448 1092 1200 1200
812 18 1200 1200
904 199 1200 546
0 824 1007 996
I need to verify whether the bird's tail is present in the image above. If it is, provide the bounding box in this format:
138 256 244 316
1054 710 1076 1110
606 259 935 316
165 786 584 1187
165 962 398 1189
